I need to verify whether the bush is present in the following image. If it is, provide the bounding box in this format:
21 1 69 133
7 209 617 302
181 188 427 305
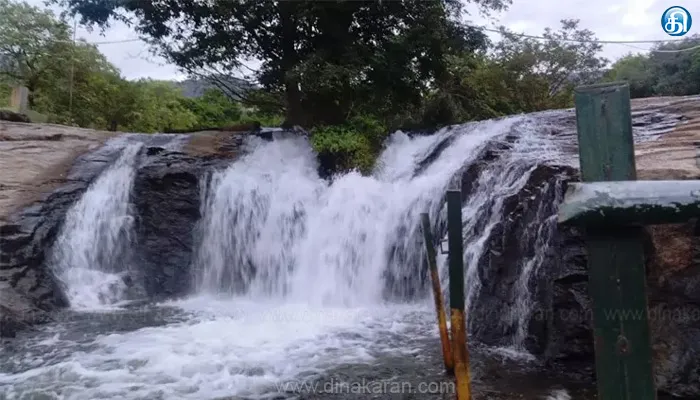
238 112 284 127
310 115 387 176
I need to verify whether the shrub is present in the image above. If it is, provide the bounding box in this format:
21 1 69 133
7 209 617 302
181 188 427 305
310 115 387 176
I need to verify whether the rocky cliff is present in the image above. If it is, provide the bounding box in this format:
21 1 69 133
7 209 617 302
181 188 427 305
462 96 700 397
0 124 249 337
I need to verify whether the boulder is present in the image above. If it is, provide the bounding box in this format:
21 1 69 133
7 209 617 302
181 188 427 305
0 109 30 123
0 136 126 337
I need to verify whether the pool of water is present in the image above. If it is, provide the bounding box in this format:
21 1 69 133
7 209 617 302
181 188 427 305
0 297 600 400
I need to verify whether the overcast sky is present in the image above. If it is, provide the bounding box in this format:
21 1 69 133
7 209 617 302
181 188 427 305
29 0 699 81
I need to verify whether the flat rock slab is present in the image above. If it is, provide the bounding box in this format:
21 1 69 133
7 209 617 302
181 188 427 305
0 122 116 223
0 122 260 224
634 96 700 180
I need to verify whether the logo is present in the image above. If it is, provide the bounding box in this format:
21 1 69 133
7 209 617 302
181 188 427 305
661 6 692 36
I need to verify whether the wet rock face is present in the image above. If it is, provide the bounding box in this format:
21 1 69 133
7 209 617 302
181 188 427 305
131 150 228 300
461 158 700 397
0 145 123 337
543 219 700 397
466 164 577 353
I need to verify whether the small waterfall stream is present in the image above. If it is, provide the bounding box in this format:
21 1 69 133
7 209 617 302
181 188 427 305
49 143 142 309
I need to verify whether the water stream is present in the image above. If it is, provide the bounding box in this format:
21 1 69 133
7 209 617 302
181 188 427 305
49 143 142 310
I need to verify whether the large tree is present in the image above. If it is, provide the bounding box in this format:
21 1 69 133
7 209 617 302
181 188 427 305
492 19 609 106
604 35 700 98
648 34 700 96
0 0 72 107
55 0 510 127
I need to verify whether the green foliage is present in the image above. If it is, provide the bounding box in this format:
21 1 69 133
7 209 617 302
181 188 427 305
0 0 72 105
0 83 10 107
311 116 388 175
238 112 284 128
490 19 608 108
605 35 700 98
33 42 124 127
182 88 242 128
55 0 505 126
123 80 199 133
4 0 699 177
604 54 656 98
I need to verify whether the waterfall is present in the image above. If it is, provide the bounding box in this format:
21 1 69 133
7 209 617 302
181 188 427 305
5 107 690 400
195 117 541 308
50 143 142 310
449 116 571 349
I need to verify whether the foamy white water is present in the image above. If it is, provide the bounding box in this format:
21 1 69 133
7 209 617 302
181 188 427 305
50 143 142 310
196 118 522 307
0 298 432 399
2 115 576 399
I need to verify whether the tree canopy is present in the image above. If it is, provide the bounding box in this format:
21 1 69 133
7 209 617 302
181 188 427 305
54 0 510 126
1 0 700 174
605 34 700 98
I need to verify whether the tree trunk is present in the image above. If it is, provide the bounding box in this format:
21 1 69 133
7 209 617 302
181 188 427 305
26 80 37 110
279 1 304 127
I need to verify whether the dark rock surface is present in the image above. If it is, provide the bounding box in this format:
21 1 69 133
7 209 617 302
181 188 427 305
0 109 31 123
0 144 124 337
466 164 576 352
455 97 700 398
460 157 700 397
131 149 229 300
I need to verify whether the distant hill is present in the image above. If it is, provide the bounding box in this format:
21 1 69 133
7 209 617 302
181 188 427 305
173 76 254 98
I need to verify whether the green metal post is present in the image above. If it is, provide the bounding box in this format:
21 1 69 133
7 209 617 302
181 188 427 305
446 190 472 400
447 191 465 312
574 82 656 400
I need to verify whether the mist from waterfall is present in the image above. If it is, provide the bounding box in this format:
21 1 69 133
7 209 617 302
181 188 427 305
50 143 142 310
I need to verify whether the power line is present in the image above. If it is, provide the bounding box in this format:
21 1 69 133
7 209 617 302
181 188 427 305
476 25 693 44
48 36 142 45
634 44 700 53
24 20 700 53
89 38 142 45
473 24 700 53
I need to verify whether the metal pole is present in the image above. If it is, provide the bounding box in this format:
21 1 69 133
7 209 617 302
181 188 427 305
421 212 454 375
446 190 472 400
574 81 656 400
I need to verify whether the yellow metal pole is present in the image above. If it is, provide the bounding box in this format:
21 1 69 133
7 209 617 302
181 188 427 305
450 308 471 400
420 213 454 375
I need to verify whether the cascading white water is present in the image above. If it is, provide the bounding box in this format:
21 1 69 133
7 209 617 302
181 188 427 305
196 118 524 307
445 116 570 350
50 143 142 310
195 135 326 298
